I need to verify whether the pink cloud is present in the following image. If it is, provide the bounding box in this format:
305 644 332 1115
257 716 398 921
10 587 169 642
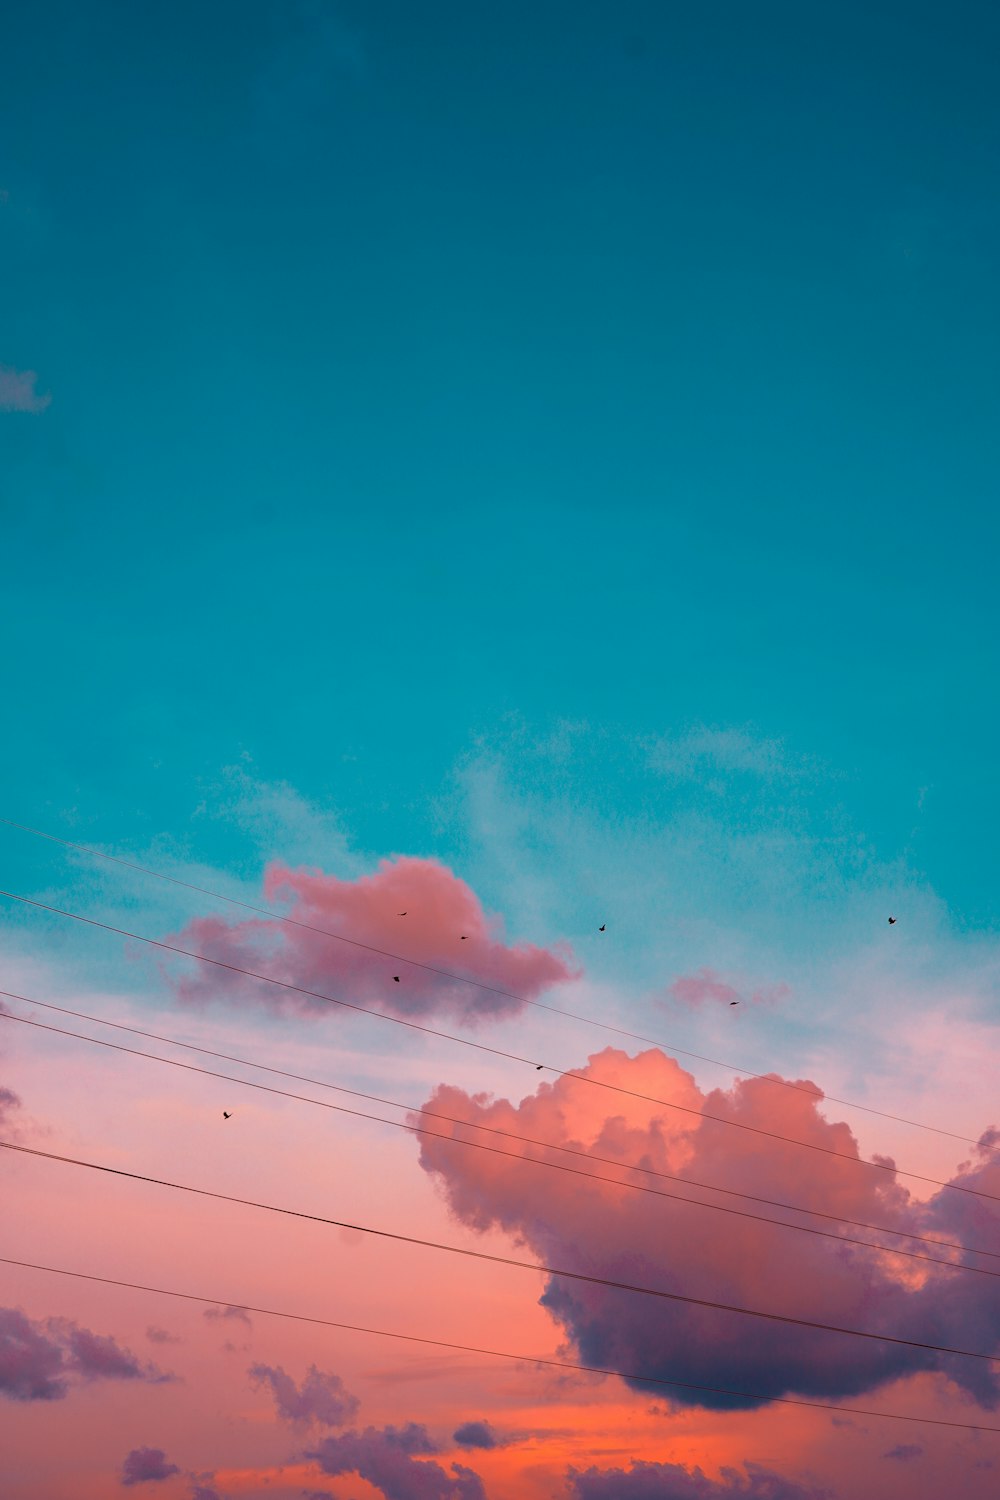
0 363 51 413
166 856 578 1026
411 1047 1000 1410
667 967 790 1009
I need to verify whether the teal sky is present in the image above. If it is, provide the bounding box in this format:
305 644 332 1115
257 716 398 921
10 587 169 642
2 0 999 930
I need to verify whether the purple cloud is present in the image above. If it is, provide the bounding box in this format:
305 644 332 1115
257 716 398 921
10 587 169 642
190 1488 220 1500
0 363 50 414
121 1447 181 1486
1 1307 166 1403
883 1445 923 1462
203 1305 251 1328
0 1307 66 1401
569 1460 830 1498
146 1327 181 1346
307 1423 485 1500
249 1361 359 1428
453 1421 498 1450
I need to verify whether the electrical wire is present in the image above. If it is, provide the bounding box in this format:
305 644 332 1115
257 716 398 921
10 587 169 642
0 813 980 1151
2 886 997 1207
6 1136 1000 1367
2 1252 997 1434
3 995 999 1279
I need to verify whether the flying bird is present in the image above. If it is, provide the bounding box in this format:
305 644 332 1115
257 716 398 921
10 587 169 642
730 1000 740 1006
598 924 606 932
393 975 400 982
397 911 407 916
460 935 468 940
888 916 897 925
222 1111 231 1119
536 1064 543 1070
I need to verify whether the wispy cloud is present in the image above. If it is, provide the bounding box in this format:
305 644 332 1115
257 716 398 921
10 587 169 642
0 363 50 414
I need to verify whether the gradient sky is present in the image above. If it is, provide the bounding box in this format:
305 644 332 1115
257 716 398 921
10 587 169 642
2 3 1000 1498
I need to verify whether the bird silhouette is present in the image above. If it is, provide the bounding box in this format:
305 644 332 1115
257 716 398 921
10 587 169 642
888 916 897 925
222 1111 232 1119
536 1064 543 1070
460 935 468 940
393 975 400 982
730 1000 740 1006
397 911 407 916
598 924 606 932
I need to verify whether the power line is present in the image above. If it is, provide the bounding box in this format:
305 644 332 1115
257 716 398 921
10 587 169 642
2 886 997 1207
2 1253 997 1435
0 814 981 1153
7 1136 1000 1368
4 993 999 1280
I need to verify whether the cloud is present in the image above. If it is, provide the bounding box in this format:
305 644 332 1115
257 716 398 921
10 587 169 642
121 1447 181 1486
250 1361 360 1428
189 1488 219 1500
146 1326 180 1346
307 1422 486 1500
412 1047 1000 1410
452 1420 498 1450
883 1444 923 1462
0 1307 167 1402
0 363 50 413
569 1459 829 1498
0 1085 22 1128
666 967 790 1009
202 1305 252 1328
166 856 578 1026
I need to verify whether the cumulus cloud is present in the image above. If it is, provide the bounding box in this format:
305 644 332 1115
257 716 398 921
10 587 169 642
250 1361 360 1428
307 1422 485 1499
412 1047 1000 1410
166 856 578 1026
121 1447 181 1486
452 1420 498 1449
569 1459 829 1498
0 363 50 413
0 1307 166 1402
666 967 789 1009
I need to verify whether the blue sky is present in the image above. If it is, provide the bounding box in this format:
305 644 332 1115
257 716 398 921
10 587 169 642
2 0 999 933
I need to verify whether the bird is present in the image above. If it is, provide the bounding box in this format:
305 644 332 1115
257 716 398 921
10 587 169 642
730 1000 740 1006
460 935 468 940
598 924 606 932
393 975 400 982
888 916 897 925
222 1111 232 1119
536 1064 543 1070
397 911 407 916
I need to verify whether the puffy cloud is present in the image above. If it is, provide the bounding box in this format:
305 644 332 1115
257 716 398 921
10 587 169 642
249 1361 359 1428
167 856 577 1026
0 1308 65 1401
121 1447 181 1485
307 1422 485 1499
0 1307 166 1403
412 1047 1000 1410
667 968 789 1009
569 1459 829 1498
452 1420 498 1449
0 363 50 413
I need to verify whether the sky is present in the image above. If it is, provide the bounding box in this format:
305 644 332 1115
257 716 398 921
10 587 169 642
2 2 1000 1497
